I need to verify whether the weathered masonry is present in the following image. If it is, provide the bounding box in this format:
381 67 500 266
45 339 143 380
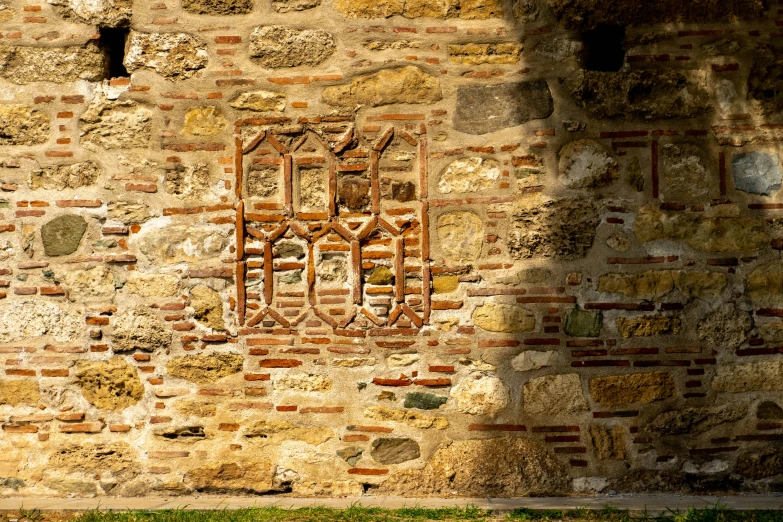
1 0 783 498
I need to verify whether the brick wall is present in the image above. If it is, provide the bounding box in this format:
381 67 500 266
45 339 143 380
0 0 781 498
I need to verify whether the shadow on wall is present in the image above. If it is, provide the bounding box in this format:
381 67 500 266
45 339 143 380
389 0 783 498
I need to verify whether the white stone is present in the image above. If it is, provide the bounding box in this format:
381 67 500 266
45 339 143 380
450 371 510 416
0 300 82 344
387 353 420 367
511 350 558 372
438 157 501 194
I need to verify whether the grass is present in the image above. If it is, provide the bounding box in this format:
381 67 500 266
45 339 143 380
5 504 783 522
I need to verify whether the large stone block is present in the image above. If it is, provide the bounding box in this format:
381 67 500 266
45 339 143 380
124 31 208 80
249 26 335 68
508 196 600 260
713 361 783 393
333 0 503 19
0 42 107 84
167 353 244 384
523 373 589 414
453 80 554 135
322 66 442 107
75 357 144 411
590 372 676 407
568 70 710 120
0 105 49 145
378 437 568 496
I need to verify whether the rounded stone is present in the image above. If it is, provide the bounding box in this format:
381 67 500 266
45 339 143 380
41 214 87 257
436 211 483 264
438 157 501 194
558 139 618 189
450 371 510 415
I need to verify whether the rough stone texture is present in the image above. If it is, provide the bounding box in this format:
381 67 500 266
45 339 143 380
322 66 442 107
112 307 171 352
184 462 275 494
377 437 568 497
450 372 509 415
41 215 87 257
735 448 783 480
48 0 130 26
190 286 225 330
136 225 228 264
472 303 535 333
590 372 677 407
181 107 227 136
697 304 752 352
523 373 589 414
75 357 144 411
511 350 558 372
0 105 49 145
333 0 504 19
181 0 253 14
453 80 554 135
31 161 100 190
588 425 627 460
274 373 333 392
2 0 782 499
0 379 40 406
616 315 682 338
62 265 115 301
123 273 179 297
732 152 783 196
558 140 618 189
568 70 710 120
230 91 286 112
647 403 746 436
436 211 483 263
371 438 420 464
448 43 522 65
712 361 783 393
547 0 764 29
598 270 727 301
166 353 244 384
249 26 335 68
364 406 448 429
508 196 600 260
80 98 152 150
124 31 208 80
0 42 107 84
438 157 500 194
660 144 713 203
0 300 82 344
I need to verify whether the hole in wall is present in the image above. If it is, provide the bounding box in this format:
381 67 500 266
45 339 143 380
99 26 130 79
581 24 626 72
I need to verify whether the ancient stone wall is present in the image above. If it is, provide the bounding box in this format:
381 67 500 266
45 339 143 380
0 0 781 498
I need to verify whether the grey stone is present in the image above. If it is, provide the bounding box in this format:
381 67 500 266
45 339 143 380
453 80 554 135
558 140 618 189
371 438 421 464
336 447 363 466
276 242 305 259
404 392 447 410
732 152 783 196
697 304 752 351
565 309 602 337
41 215 87 257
